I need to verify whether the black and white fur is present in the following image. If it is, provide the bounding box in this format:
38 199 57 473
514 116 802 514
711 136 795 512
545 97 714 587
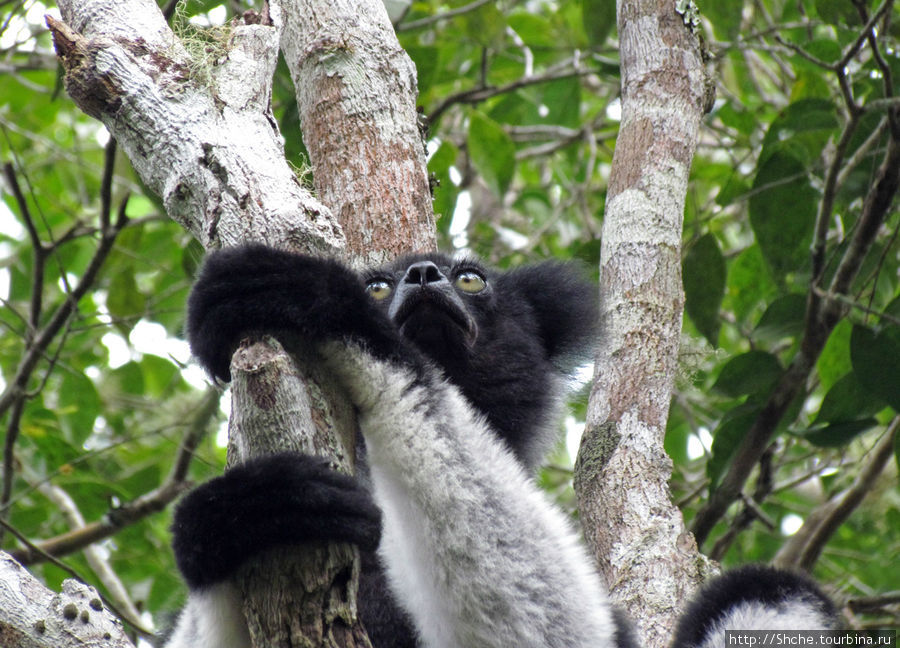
672 565 839 648
164 244 838 648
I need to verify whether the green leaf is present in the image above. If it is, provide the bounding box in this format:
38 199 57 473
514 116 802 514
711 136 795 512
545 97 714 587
712 351 782 398
814 0 863 25
541 77 581 128
789 68 833 101
716 101 756 136
58 373 102 445
708 405 759 488
850 324 900 411
21 408 81 467
508 13 559 49
684 233 726 346
468 111 516 197
752 293 806 344
760 99 838 166
749 151 818 280
105 361 145 398
460 2 506 48
726 244 777 323
817 320 853 391
715 175 751 209
802 419 878 447
895 430 900 476
582 0 616 46
803 38 843 65
813 372 885 425
141 354 183 398
703 0 743 38
107 269 146 333
428 141 460 227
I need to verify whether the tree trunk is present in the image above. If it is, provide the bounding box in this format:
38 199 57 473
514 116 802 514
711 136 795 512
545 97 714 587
45 0 434 646
48 0 343 253
277 0 436 262
227 339 370 647
574 1 713 646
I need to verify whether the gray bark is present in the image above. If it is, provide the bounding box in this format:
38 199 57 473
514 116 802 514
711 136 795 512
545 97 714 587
277 0 436 263
0 551 135 648
575 1 714 647
50 0 344 253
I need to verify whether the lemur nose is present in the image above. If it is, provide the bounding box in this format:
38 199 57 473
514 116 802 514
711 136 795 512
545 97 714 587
404 261 445 286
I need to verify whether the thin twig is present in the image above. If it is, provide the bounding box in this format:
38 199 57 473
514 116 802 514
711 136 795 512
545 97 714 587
691 134 900 547
1 162 44 338
99 138 117 232
812 114 861 281
0 202 129 419
774 419 898 570
11 388 219 565
812 285 900 326
848 592 900 613
836 117 888 189
396 0 492 32
427 65 589 125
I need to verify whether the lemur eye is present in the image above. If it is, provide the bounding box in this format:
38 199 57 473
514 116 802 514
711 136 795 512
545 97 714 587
455 271 486 294
366 280 392 301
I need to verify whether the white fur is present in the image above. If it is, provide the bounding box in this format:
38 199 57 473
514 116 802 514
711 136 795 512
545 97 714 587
165 582 251 648
695 599 837 648
324 343 618 648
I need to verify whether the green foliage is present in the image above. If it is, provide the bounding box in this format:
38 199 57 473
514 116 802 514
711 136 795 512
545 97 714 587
851 323 900 411
581 0 616 46
467 111 516 197
749 151 818 280
666 0 899 601
712 351 783 399
684 233 726 346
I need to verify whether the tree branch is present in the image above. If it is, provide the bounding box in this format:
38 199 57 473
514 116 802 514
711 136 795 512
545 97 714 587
426 64 589 126
774 418 898 571
848 591 900 613
0 200 128 420
0 551 137 648
1 161 45 339
575 1 713 645
691 128 900 547
32 479 144 629
47 1 344 252
9 388 219 566
276 0 434 261
396 0 493 32
0 171 130 544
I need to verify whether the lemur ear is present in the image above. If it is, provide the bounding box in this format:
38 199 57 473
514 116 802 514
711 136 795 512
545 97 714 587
496 262 598 371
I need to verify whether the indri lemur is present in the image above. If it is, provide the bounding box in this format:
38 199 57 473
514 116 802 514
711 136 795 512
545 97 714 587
165 244 838 648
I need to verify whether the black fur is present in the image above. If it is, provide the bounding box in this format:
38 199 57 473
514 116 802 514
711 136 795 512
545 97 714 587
611 607 638 648
171 453 381 589
357 551 419 648
672 565 839 648
362 252 597 466
186 245 597 466
176 244 599 647
185 245 409 384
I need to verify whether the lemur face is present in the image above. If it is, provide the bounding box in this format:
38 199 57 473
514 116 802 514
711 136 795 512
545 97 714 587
364 254 494 361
